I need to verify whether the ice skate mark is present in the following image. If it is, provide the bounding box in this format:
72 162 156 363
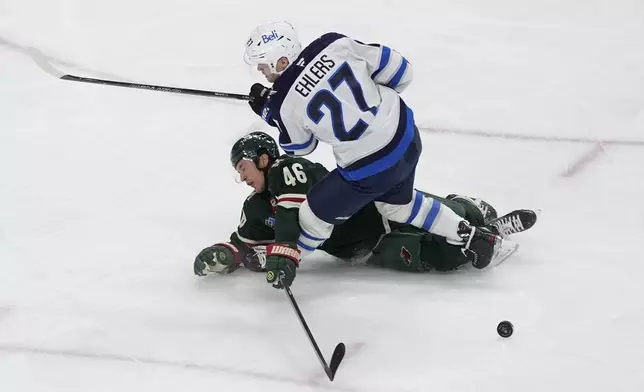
0 307 10 325
0 345 361 391
0 36 120 81
560 142 607 177
420 127 644 146
0 36 19 50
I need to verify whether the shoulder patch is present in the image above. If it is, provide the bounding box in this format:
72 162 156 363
264 217 276 228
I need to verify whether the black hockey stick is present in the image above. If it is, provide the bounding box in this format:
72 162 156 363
58 74 250 100
25 47 250 101
281 277 345 381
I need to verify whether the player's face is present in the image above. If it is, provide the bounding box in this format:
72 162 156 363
236 159 265 192
257 57 289 83
257 64 279 83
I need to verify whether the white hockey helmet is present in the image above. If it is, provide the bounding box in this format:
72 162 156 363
244 21 302 74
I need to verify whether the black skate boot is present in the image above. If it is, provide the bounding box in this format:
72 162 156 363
457 221 500 269
488 209 537 238
447 194 498 224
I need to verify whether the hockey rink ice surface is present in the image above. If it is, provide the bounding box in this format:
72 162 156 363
1 1 643 391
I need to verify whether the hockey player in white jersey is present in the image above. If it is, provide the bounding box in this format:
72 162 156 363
243 22 500 288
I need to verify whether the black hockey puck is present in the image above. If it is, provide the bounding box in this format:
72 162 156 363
497 321 514 338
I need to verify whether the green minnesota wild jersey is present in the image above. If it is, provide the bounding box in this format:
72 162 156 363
230 155 388 260
267 155 329 246
229 191 275 249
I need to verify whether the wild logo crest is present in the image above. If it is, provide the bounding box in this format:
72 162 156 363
400 246 412 266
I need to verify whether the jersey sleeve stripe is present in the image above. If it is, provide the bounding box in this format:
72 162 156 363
276 117 318 156
277 200 303 209
284 138 318 156
280 134 318 154
277 193 307 201
276 194 306 209
280 133 315 149
371 46 391 79
387 58 408 89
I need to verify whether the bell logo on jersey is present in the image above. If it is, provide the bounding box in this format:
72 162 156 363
261 30 280 43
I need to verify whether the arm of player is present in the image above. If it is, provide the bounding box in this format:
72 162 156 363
268 163 308 247
193 239 268 276
193 241 244 276
231 192 275 247
227 192 275 272
252 84 318 157
193 193 274 276
349 39 414 93
258 104 319 157
277 123 319 157
270 160 333 256
264 162 311 287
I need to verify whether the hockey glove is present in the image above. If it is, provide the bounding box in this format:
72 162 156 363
193 242 242 276
265 243 300 289
248 83 271 116
457 222 499 270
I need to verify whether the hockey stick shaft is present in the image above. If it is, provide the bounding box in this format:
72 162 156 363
24 46 250 101
60 74 251 100
282 280 345 381
282 283 332 377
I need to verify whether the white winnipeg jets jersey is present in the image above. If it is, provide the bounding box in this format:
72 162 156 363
261 33 415 181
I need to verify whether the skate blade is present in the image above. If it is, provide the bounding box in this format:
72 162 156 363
491 239 520 267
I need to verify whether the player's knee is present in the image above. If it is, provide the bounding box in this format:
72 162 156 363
298 200 334 251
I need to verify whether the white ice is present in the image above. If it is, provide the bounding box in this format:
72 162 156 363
1 0 644 391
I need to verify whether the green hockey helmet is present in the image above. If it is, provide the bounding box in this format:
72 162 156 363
230 131 280 168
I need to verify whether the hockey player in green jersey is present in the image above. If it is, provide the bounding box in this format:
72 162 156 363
193 132 537 286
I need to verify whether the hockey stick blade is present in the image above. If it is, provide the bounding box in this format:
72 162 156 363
328 342 346 381
25 47 66 78
24 47 250 101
